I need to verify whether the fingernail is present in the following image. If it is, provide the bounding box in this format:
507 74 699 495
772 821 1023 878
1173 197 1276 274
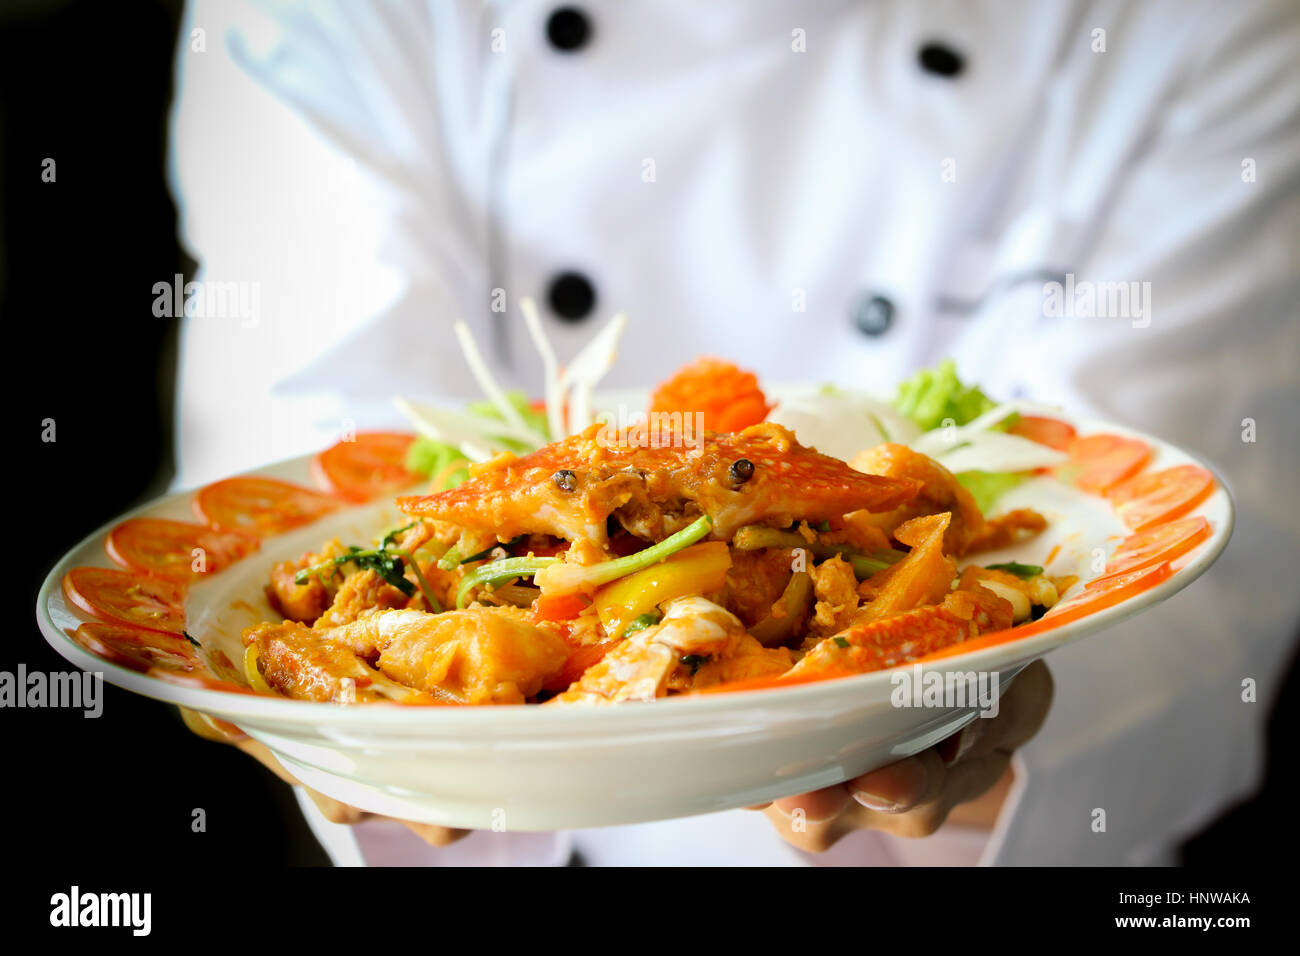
851 758 930 813
852 790 907 812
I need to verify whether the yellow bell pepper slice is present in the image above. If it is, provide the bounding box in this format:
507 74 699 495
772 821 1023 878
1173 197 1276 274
594 542 731 639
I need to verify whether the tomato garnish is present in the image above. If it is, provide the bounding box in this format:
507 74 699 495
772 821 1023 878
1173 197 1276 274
533 591 592 623
1092 516 1211 583
1046 561 1175 626
1056 433 1151 494
70 622 197 673
1106 464 1214 531
194 477 340 537
311 432 418 502
1009 415 1077 451
106 517 259 582
63 567 187 634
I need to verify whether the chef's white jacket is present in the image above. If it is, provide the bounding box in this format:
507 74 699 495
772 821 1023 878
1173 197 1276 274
168 0 1300 865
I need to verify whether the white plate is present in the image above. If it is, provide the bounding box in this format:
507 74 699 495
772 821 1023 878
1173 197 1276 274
35 411 1232 830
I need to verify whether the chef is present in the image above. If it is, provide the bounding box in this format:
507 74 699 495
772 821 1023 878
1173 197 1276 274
168 0 1300 865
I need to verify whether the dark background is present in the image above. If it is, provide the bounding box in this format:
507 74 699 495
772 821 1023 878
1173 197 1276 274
3 0 328 867
1 0 1290 871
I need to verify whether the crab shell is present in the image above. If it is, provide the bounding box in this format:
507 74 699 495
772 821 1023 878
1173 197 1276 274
399 422 920 556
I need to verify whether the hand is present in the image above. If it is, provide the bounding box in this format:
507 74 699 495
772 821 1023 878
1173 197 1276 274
751 659 1052 853
179 707 469 848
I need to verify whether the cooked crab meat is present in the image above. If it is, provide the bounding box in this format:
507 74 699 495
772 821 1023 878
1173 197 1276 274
548 597 748 705
268 539 347 624
243 620 426 703
688 634 793 690
549 639 678 705
957 566 1059 622
313 568 410 629
789 584 1014 678
717 548 799 628
400 423 920 559
809 555 862 636
849 443 990 555
327 607 570 705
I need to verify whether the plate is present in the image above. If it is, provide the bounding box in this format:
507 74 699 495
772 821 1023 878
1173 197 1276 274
35 406 1232 830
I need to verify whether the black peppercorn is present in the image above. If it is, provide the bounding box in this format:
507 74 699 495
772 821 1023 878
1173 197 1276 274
728 458 755 485
552 469 577 492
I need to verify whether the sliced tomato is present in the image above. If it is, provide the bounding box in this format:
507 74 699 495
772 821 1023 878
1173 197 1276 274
1106 464 1214 532
533 591 591 623
1056 433 1151 494
1093 516 1212 583
70 622 197 673
63 567 187 634
311 432 418 502
194 477 340 537
1044 561 1174 627
106 517 259 582
1009 415 1077 451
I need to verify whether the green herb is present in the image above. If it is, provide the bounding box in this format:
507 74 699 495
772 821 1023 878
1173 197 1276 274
622 612 661 638
381 522 417 549
438 536 526 571
731 525 904 580
456 555 562 608
847 553 904 578
533 516 714 595
295 526 444 612
680 654 709 675
986 561 1044 580
813 520 832 533
833 637 851 648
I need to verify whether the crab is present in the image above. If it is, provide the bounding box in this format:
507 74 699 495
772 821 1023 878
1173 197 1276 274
399 422 921 560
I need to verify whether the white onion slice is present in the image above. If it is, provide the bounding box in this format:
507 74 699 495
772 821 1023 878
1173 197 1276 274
927 430 1067 475
560 312 627 433
519 296 565 441
452 320 549 447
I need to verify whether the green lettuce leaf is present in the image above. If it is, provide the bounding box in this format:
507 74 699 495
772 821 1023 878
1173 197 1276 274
894 359 998 431
956 470 1024 514
406 438 471 487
